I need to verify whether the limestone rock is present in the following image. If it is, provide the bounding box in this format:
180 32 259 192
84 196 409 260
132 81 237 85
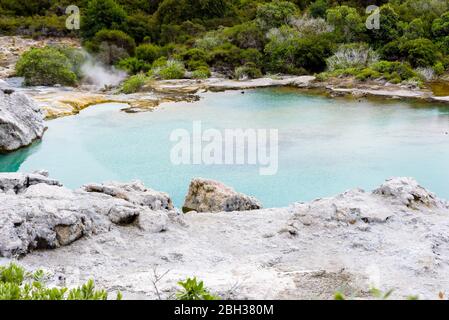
0 173 176 258
83 180 173 211
373 177 448 209
0 172 61 193
183 178 262 213
0 89 46 152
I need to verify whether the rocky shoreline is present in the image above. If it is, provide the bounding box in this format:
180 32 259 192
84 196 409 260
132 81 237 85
1 172 448 300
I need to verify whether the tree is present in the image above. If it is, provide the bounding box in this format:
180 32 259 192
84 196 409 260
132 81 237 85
155 0 229 25
326 5 364 42
368 5 402 48
432 11 449 38
81 0 127 39
256 0 299 30
265 26 333 74
16 47 78 86
401 38 442 68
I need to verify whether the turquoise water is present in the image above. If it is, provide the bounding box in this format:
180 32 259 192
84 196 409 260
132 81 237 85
1 88 449 207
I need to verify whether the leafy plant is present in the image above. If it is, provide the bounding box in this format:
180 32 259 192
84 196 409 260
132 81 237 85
16 47 78 86
121 73 147 93
0 263 121 300
192 66 211 79
176 277 219 300
150 59 185 80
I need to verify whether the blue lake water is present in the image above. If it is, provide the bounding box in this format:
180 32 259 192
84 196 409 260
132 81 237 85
1 88 449 207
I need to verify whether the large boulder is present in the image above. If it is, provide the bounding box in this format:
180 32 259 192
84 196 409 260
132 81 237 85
0 88 46 152
183 178 262 213
0 172 176 258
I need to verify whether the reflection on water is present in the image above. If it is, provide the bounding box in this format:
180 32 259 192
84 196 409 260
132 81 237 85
430 81 449 97
0 141 41 172
0 89 448 207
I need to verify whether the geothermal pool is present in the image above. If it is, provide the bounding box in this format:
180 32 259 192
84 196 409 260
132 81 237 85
1 88 449 207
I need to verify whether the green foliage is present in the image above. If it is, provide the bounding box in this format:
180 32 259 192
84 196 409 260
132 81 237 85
86 29 136 65
2 0 449 81
121 73 147 93
368 5 402 47
256 0 299 30
371 60 418 83
235 63 262 80
0 263 121 300
265 27 333 74
326 5 364 42
400 38 441 68
136 43 163 64
176 277 219 300
150 59 185 79
432 12 449 38
192 66 211 79
117 57 151 74
16 47 78 86
81 0 128 39
90 29 136 56
155 0 230 25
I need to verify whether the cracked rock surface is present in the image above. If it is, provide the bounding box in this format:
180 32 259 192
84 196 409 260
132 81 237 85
0 172 176 258
2 175 447 299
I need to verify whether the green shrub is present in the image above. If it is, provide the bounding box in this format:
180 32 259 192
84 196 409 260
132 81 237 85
150 59 185 80
355 68 382 81
371 61 418 82
16 47 78 86
256 0 299 30
176 277 219 300
400 38 442 68
90 29 136 56
0 263 121 300
81 0 128 39
180 48 209 70
136 43 163 64
121 73 147 93
192 66 211 79
234 63 262 80
265 28 333 74
116 57 152 74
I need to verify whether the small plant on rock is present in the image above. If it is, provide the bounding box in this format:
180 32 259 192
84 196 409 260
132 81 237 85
0 263 121 300
176 277 219 300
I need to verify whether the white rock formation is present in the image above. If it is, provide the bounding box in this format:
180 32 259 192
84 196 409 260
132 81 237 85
183 178 262 213
2 175 449 300
0 88 46 152
0 173 175 258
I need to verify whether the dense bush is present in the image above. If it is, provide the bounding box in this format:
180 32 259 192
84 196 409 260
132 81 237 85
149 59 185 79
136 43 163 64
256 0 299 30
265 27 333 74
192 66 211 79
0 263 121 300
121 73 147 93
326 5 364 42
235 63 262 80
400 38 441 68
16 47 79 86
5 0 449 83
117 57 151 74
81 0 128 39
